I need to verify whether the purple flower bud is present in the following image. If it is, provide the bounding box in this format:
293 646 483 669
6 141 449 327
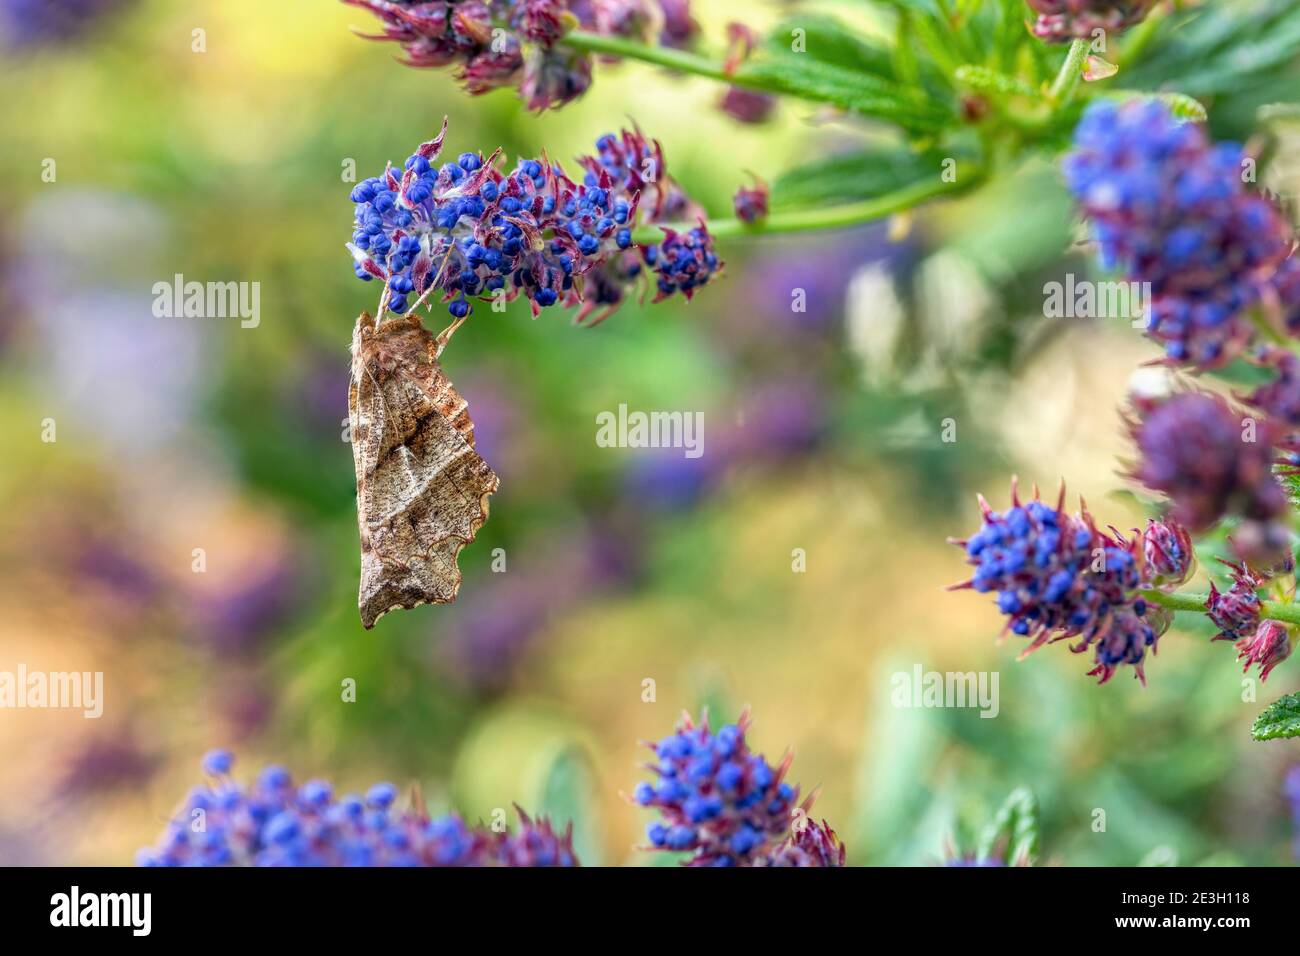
758 819 846 867
1027 1 1157 43
1142 517 1194 589
1206 561 1264 643
520 43 593 110
1231 619 1293 681
654 0 697 48
732 176 770 224
514 0 568 45
201 748 234 776
720 87 776 124
345 1 703 110
651 223 721 301
1128 391 1286 534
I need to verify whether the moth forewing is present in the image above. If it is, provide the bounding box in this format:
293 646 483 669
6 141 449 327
348 310 498 628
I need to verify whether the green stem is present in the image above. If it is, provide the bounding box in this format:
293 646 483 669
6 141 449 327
1247 306 1291 349
561 30 734 85
1142 588 1300 628
1048 38 1089 105
1117 5 1164 68
630 171 984 244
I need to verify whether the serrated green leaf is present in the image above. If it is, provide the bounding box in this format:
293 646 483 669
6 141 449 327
735 55 952 131
771 145 959 210
766 14 897 78
1252 692 1300 741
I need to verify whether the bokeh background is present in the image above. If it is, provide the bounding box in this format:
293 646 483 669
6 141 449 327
1 0 1298 866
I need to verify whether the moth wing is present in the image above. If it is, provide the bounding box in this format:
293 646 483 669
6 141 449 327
349 313 387 541
357 362 498 629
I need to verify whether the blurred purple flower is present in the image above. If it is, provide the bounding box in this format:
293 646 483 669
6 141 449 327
622 443 719 511
722 225 908 352
291 350 350 438
138 753 577 866
655 0 697 47
1285 766 1300 860
454 370 534 484
720 87 776 124
732 176 769 223
0 0 130 48
1065 100 1295 368
439 523 639 690
69 530 163 606
58 732 158 797
718 379 826 465
1028 0 1155 43
190 556 307 655
17 191 207 456
1128 391 1287 538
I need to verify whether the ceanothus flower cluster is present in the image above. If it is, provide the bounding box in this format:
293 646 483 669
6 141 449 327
952 479 1192 684
346 119 719 323
1064 100 1299 369
136 751 577 867
1128 390 1289 562
633 710 841 866
343 0 699 111
1026 1 1156 43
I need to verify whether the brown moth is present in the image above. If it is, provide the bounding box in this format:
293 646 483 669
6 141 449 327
348 310 498 628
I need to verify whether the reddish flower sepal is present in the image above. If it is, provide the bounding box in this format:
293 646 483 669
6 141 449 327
1232 619 1294 681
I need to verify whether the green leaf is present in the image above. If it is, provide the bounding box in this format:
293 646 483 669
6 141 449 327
538 746 604 865
976 787 1040 866
772 145 961 210
735 55 952 131
1123 0 1300 98
766 14 897 79
876 0 947 19
1252 692 1300 741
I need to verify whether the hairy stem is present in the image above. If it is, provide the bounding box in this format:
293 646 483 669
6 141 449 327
1142 588 1300 628
631 170 985 244
1048 38 1089 105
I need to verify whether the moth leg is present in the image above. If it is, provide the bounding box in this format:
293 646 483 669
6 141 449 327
434 315 468 357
